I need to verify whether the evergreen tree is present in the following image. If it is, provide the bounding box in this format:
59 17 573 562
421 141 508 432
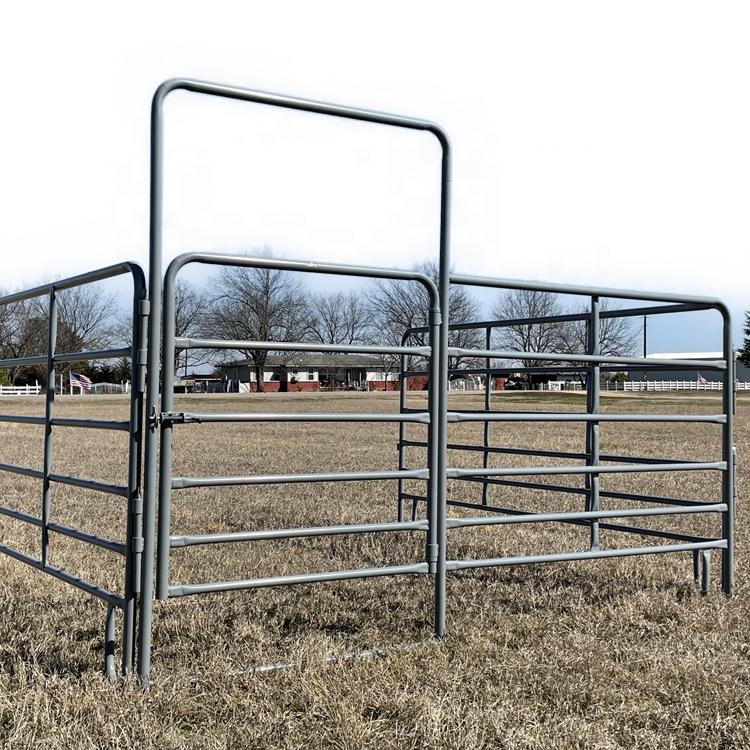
740 312 750 367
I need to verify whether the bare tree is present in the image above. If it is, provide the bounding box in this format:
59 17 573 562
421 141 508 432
306 290 370 388
307 290 369 346
0 281 119 385
492 290 638 382
205 249 309 392
0 295 42 385
491 289 565 368
366 260 483 374
556 298 639 359
172 279 212 377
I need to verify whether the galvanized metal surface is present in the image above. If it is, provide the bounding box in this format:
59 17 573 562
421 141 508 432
0 78 736 688
0 262 146 677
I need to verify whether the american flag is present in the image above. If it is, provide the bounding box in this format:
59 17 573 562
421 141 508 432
70 372 92 392
698 374 709 385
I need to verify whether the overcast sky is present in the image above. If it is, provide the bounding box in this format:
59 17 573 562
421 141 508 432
1 0 747 352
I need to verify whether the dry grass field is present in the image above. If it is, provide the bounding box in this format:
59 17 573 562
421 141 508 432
0 390 748 749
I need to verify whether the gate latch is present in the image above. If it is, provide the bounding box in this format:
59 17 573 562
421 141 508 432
161 412 202 425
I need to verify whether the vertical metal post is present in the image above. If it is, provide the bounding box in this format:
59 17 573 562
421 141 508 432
105 606 117 684
156 269 178 602
397 352 407 523
41 286 57 567
701 550 711 596
122 272 147 676
585 296 600 551
138 86 166 688
481 326 492 506
434 135 452 637
720 307 734 596
426 304 441 574
693 550 701 585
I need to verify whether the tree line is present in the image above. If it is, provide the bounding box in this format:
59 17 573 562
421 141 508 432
0 248 639 391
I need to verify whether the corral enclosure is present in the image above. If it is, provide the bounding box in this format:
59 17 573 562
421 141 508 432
0 390 746 747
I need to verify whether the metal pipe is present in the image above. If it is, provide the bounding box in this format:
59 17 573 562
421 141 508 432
0 542 125 607
50 418 130 431
176 337 430 358
447 348 725 370
105 607 117 684
447 462 725 479
482 326 491 506
421 495 720 543
168 562 430 598
448 412 726 424
446 540 727 572
405 302 709 335
172 468 429 489
0 262 136 307
49 473 129 497
162 411 430 424
720 306 734 596
41 286 57 568
701 549 711 596
444 503 726 529
47 522 127 555
123 271 147 676
170 520 429 547
586 295 601 550
54 347 132 363
449 273 729 310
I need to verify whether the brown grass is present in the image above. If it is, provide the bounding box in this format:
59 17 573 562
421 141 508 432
0 390 748 749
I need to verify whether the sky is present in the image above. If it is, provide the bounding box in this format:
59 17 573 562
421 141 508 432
1 0 748 353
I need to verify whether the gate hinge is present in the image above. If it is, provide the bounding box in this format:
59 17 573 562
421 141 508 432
132 536 144 554
132 495 143 516
139 299 150 317
429 309 442 327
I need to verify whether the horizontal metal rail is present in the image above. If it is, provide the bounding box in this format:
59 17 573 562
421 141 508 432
454 475 717 507
171 520 429 547
0 503 43 526
408 361 726 376
0 542 125 607
404 439 707 466
0 461 44 480
447 347 726 370
0 355 46 368
446 540 727 572
172 468 429 490
447 462 725 479
168 562 431 598
407 302 710 335
48 522 127 555
449 273 728 310
0 261 139 306
49 472 129 497
0 414 46 426
176 337 430 358
163 411 430 425
54 347 132 363
445 503 726 529
409 494 719 543
447 411 726 424
51 418 130 431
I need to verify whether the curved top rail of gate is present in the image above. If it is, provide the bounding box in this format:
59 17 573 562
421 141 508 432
138 80 455 684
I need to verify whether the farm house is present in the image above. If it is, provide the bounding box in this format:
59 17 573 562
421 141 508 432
218 353 411 392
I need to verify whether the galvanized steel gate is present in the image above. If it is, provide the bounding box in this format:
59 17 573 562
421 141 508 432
0 79 737 687
0 263 147 680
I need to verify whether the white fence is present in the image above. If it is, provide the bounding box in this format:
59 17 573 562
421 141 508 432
603 380 750 392
0 384 42 396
